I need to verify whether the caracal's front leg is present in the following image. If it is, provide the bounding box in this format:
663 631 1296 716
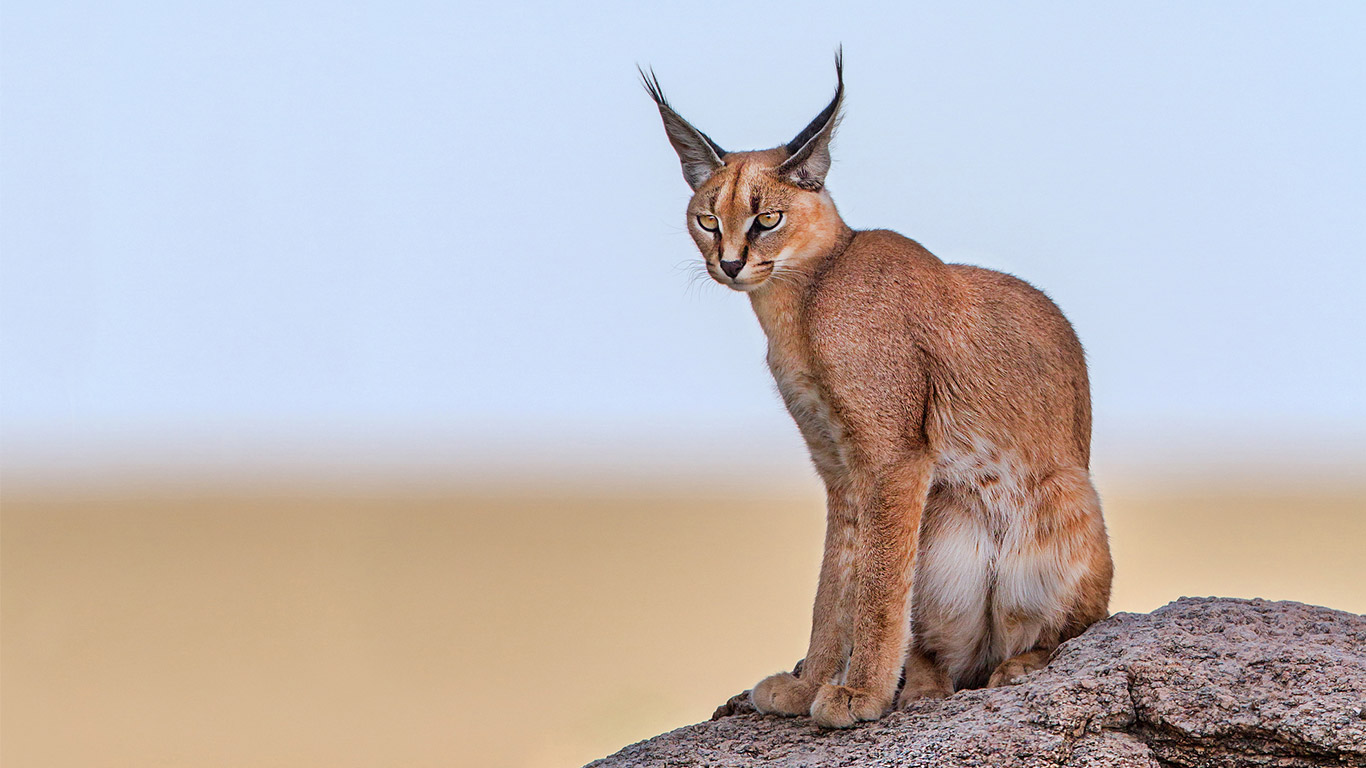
810 457 932 728
752 479 858 716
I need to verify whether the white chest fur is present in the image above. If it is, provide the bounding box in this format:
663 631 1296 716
767 345 846 475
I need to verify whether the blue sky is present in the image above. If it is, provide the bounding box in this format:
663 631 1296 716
3 1 1364 477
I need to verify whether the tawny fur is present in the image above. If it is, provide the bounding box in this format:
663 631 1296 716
645 54 1113 729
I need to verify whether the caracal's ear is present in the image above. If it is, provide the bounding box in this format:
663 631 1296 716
639 66 726 191
776 48 844 191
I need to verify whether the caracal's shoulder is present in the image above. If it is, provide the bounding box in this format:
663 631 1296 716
807 229 953 323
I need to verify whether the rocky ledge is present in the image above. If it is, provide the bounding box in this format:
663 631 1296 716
587 598 1365 767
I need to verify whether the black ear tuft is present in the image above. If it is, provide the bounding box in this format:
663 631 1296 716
638 65 669 110
776 47 844 191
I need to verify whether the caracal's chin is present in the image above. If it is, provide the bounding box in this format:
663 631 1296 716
725 277 770 293
708 270 773 292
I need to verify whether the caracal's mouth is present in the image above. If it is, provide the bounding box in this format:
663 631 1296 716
713 261 776 292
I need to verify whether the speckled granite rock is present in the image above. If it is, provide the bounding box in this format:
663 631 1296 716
586 598 1366 767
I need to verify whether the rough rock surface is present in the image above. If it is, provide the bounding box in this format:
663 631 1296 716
587 598 1366 767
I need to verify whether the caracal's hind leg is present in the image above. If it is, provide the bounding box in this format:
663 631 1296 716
897 644 952 705
1047 468 1114 642
989 467 1113 687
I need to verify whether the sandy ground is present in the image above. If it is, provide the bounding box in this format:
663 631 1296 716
3 476 1363 768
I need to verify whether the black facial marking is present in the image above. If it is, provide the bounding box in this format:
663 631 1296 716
750 191 761 214
728 164 745 211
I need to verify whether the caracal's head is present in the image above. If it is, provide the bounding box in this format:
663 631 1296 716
643 52 847 293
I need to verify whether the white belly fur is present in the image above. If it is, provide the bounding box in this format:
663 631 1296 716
913 436 1082 686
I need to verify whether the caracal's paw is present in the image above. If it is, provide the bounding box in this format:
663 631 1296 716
896 676 952 708
751 672 819 716
986 650 1049 688
810 684 890 729
986 662 1030 688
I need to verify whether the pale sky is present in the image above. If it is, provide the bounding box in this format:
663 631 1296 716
3 1 1364 478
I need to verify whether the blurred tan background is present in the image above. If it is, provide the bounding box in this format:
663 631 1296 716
4 472 1363 768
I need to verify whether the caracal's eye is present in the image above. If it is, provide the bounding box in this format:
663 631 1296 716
696 214 719 232
755 211 783 230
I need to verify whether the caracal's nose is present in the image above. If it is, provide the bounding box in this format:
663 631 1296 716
719 259 745 278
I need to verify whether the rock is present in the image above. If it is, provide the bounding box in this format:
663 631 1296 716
586 598 1366 767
